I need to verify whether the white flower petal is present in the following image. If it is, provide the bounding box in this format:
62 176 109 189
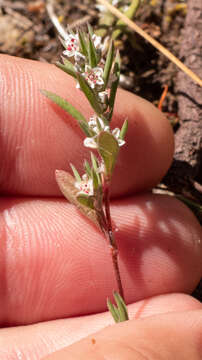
84 137 97 148
96 77 104 86
112 128 120 138
118 139 125 147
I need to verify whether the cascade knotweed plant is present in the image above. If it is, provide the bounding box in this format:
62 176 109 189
41 24 128 323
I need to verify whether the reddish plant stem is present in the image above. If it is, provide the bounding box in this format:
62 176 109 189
103 177 124 300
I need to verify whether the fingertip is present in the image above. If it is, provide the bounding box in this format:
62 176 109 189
0 55 174 197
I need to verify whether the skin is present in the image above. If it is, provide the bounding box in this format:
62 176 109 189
0 55 201 359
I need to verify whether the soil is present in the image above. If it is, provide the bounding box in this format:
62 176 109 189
0 0 201 300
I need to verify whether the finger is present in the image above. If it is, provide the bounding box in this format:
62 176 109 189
1 194 201 325
44 308 202 360
1 294 201 360
0 55 174 197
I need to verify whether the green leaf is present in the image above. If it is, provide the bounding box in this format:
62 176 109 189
87 23 94 37
97 131 119 177
55 170 98 226
78 30 88 58
70 164 81 182
119 119 128 140
107 299 119 323
76 73 103 115
90 152 99 171
91 168 99 190
56 60 77 79
84 160 92 178
77 194 94 209
78 121 94 137
91 153 101 186
88 34 98 68
41 89 86 122
112 0 141 40
41 89 92 137
103 40 114 88
107 292 129 323
114 292 129 322
108 51 120 121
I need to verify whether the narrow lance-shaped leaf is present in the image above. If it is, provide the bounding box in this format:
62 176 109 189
107 298 119 323
78 30 88 58
103 40 114 89
107 292 129 323
76 73 103 115
70 164 81 182
87 23 94 37
88 34 98 68
91 152 101 186
56 59 77 79
114 292 129 322
119 119 128 140
41 90 93 137
91 168 99 190
108 51 121 121
84 160 92 178
97 131 119 178
112 0 141 40
91 152 99 171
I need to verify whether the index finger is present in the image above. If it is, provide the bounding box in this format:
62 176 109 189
0 55 174 197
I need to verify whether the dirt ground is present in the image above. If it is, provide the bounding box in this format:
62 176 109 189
0 0 201 300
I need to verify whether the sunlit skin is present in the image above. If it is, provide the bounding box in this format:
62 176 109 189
0 55 201 359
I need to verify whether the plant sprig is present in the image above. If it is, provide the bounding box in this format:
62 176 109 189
42 24 128 322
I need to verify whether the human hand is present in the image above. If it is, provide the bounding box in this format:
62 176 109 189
0 55 201 359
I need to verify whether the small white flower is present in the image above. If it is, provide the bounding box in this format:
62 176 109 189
112 128 126 147
83 115 110 149
83 65 104 89
63 33 79 57
75 174 94 195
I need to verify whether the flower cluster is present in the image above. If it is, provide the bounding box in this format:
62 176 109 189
58 26 127 156
84 115 125 149
44 25 128 203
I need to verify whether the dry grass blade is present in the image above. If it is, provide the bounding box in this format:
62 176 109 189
97 0 202 87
